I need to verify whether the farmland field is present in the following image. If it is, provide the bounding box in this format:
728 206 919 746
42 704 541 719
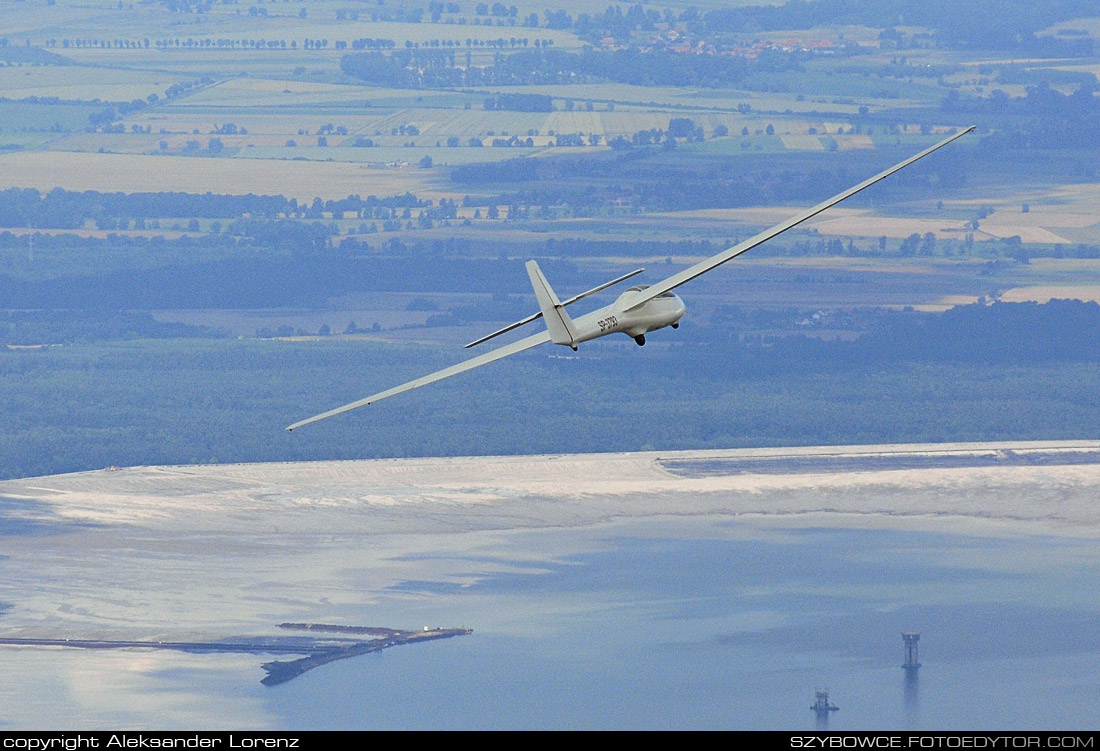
1000 284 1100 303
0 7 1096 313
0 0 996 226
0 100 102 133
3 3 584 49
0 65 172 101
0 150 447 201
232 145 544 166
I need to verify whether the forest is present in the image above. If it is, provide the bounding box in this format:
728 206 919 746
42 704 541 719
3 299 1099 480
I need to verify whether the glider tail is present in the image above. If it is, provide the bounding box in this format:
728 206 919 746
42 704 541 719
526 260 579 350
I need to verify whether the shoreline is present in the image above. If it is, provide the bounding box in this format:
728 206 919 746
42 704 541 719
2 440 1099 537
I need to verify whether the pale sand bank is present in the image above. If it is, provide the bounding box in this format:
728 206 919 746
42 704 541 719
2 440 1099 638
3 440 1100 537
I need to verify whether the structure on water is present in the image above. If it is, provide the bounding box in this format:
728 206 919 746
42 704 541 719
902 632 921 671
811 690 839 716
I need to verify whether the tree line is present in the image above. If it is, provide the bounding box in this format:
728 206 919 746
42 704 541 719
0 310 223 346
0 188 437 230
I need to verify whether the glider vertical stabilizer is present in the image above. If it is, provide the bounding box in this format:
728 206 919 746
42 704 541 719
526 260 578 349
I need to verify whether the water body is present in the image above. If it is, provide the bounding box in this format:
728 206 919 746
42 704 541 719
264 524 1100 730
660 446 1100 477
3 519 1097 730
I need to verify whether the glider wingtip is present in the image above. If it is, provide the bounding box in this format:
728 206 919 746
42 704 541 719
285 416 321 431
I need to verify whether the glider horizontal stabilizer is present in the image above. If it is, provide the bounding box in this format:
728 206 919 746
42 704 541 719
464 266 644 349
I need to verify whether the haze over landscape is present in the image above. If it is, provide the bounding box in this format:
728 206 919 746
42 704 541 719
2 0 1100 730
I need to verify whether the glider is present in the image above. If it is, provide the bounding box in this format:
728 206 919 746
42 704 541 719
287 126 973 430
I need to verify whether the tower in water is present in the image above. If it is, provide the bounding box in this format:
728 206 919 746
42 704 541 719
902 631 921 725
902 632 921 670
811 690 839 730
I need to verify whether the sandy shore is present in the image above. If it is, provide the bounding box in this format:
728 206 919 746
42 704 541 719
2 439 1099 685
3 440 1100 537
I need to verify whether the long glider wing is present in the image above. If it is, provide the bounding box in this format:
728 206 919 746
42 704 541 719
286 329 551 430
287 127 972 430
623 126 975 311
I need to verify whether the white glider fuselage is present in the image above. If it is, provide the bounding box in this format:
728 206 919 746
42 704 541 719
570 286 686 346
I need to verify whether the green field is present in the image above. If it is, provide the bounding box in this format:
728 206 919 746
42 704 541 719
0 0 986 186
0 100 103 133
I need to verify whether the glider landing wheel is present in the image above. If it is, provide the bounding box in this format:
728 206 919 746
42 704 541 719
634 335 646 346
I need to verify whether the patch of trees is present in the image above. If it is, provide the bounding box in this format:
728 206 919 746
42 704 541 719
530 46 800 87
863 300 1100 364
533 4 662 40
340 52 441 88
0 310 224 346
677 300 1100 380
164 79 207 99
948 82 1100 150
476 3 519 18
211 123 246 135
88 98 153 129
575 5 658 42
350 38 398 50
667 118 704 141
491 136 536 147
309 192 431 216
991 66 1095 89
158 0 209 11
0 189 441 230
0 188 296 229
220 219 336 252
